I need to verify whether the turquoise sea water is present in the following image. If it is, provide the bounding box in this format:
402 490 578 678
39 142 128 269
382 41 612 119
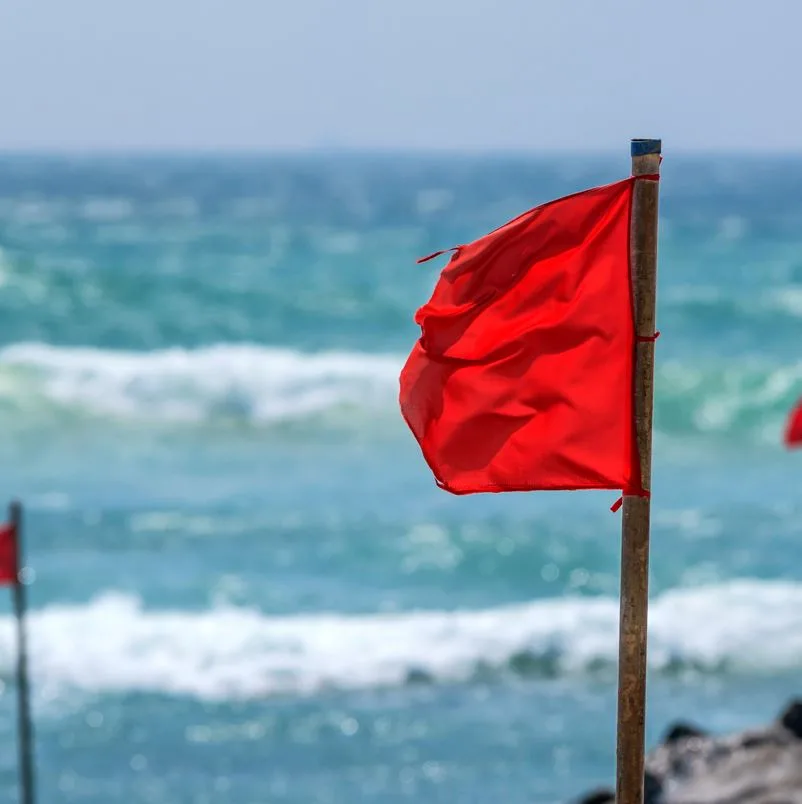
0 153 800 802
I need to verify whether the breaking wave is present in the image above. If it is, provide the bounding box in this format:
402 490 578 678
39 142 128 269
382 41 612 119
3 581 802 702
0 342 798 441
0 342 399 426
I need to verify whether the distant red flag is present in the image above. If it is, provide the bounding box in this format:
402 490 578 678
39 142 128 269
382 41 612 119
400 177 649 497
786 399 802 448
0 523 17 585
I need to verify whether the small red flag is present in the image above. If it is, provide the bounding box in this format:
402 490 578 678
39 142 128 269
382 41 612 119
400 177 646 496
0 523 17 585
786 399 802 448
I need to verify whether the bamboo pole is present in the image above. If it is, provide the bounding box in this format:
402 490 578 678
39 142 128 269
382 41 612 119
11 501 35 804
615 138 661 804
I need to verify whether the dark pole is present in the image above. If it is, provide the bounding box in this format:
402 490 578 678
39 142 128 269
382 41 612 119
10 501 35 804
615 139 661 804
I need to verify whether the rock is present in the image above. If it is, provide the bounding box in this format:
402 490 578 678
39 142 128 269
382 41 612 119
779 699 802 738
577 698 802 804
579 789 615 804
662 722 708 745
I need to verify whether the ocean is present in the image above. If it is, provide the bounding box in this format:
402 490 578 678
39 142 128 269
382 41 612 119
0 152 800 803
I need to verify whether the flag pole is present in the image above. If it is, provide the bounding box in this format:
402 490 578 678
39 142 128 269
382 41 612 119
616 139 661 804
10 501 35 804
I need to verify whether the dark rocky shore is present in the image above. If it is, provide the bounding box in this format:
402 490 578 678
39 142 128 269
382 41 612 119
578 699 802 804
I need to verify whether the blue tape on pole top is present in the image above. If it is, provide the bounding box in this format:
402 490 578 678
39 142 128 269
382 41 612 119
631 139 662 157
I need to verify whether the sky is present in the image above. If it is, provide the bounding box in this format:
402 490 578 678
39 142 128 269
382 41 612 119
0 0 799 152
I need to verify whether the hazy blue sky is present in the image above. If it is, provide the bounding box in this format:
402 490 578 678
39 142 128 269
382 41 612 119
0 0 799 151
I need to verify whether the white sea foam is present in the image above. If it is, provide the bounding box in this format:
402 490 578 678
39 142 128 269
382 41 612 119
2 581 802 702
764 285 802 318
0 342 400 425
658 359 802 442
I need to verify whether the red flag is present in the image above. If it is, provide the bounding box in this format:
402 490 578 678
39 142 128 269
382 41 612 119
786 399 802 448
400 177 647 496
0 523 17 585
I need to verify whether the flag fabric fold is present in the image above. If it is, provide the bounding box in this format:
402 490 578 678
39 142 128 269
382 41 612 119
400 177 646 496
786 399 802 448
0 522 18 586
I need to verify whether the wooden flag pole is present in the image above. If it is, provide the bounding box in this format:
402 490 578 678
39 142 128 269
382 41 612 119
10 501 35 804
616 139 661 804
